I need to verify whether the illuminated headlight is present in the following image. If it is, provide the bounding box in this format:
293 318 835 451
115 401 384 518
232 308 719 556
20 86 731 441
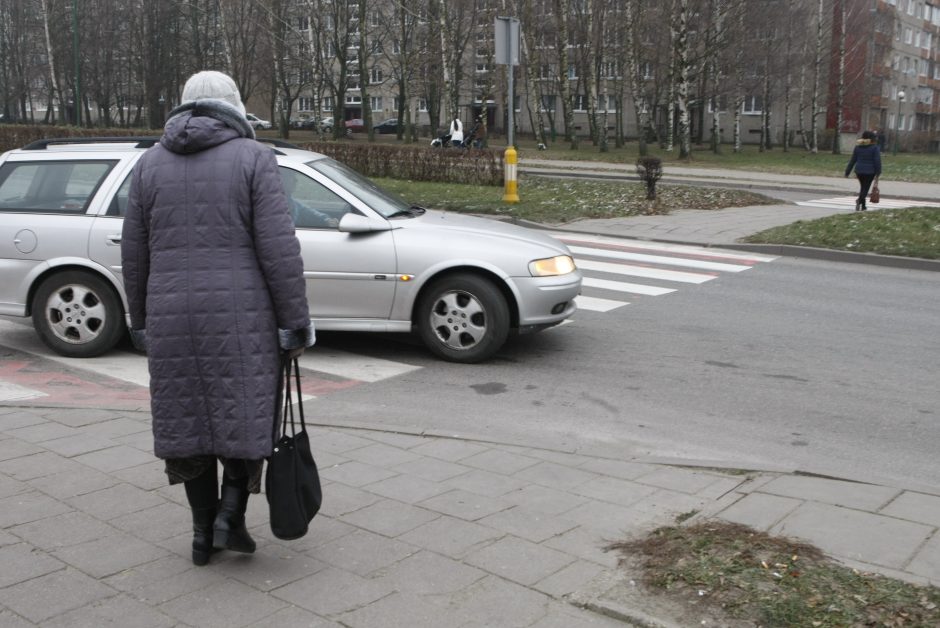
529 255 576 277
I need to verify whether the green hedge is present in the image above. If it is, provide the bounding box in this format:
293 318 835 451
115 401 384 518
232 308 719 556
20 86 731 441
0 125 504 187
301 141 504 187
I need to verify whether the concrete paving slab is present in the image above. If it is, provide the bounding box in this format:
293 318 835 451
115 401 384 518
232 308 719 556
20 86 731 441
397 516 504 559
759 475 901 511
501 483 591 516
459 448 543 475
634 467 733 495
0 437 43 462
342 442 422 467
715 492 803 531
157 579 287 628
533 559 608 598
0 410 48 431
578 458 659 481
28 466 120 499
314 459 398 487
443 467 528 497
67 482 165 520
376 549 487 595
112 459 171 491
0 568 117 624
417 488 514 521
905 532 940 582
109 501 192 543
409 438 489 461
434 574 554 627
246 605 340 627
392 455 474 482
0 542 65 588
52 533 169 578
337 497 440 537
880 491 940 527
478 505 579 543
463 535 575 586
311 528 419 576
0 490 73 527
9 510 116 551
40 432 116 458
772 501 933 569
209 543 328 592
101 554 201 595
338 591 461 628
0 451 83 480
5 420 78 443
118 563 226 605
72 444 154 472
514 461 600 491
361 472 451 504
39 593 176 628
315 481 382 517
270 565 397 616
571 475 658 508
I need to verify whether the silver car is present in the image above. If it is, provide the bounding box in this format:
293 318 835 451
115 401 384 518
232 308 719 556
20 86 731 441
0 138 581 363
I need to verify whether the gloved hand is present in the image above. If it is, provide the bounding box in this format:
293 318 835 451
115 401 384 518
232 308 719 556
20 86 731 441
283 346 305 361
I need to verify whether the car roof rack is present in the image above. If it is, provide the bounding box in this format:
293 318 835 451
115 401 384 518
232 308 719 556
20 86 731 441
22 137 160 150
257 138 300 150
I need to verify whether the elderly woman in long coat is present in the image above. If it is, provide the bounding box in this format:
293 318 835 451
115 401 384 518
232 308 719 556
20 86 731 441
121 71 314 566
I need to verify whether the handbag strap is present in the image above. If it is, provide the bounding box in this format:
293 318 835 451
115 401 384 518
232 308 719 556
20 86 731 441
292 357 307 432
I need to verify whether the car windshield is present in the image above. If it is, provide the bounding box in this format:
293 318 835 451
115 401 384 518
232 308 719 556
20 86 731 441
307 158 412 218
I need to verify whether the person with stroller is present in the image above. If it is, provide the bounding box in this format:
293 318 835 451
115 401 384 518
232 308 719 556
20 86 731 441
448 115 464 147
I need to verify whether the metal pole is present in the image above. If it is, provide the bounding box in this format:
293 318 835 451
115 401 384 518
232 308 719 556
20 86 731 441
72 0 80 126
506 19 514 149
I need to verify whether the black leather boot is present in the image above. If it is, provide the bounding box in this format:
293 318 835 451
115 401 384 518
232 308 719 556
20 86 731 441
213 476 256 553
183 463 219 566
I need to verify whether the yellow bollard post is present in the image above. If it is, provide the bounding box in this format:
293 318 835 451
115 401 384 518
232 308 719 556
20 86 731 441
503 146 520 203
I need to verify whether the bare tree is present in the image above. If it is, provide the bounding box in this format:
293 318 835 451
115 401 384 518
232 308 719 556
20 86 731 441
553 0 576 147
673 0 691 158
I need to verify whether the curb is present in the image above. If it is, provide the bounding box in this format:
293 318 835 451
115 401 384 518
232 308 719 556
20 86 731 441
514 219 940 273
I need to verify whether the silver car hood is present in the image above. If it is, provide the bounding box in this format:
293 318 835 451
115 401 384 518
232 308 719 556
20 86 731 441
404 210 571 255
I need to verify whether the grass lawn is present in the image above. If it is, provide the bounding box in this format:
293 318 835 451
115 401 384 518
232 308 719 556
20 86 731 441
373 174 775 224
270 130 940 184
743 207 940 259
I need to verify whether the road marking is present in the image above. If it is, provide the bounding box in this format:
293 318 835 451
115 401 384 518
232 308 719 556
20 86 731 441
796 196 940 210
299 348 422 383
581 277 676 296
552 232 778 263
575 296 629 312
569 245 753 273
576 259 715 284
0 380 47 402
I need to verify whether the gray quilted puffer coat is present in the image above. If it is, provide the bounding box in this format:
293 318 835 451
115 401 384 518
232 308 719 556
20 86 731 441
121 99 314 460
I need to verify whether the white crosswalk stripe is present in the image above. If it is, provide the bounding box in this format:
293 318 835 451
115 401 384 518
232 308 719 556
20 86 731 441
559 234 776 313
796 196 940 210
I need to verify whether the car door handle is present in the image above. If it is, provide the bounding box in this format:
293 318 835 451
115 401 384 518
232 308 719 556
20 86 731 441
106 234 122 244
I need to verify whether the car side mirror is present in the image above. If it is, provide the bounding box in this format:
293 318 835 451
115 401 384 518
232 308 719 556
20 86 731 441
338 213 392 233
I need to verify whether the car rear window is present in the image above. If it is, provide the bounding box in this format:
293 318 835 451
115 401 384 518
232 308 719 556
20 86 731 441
0 160 116 214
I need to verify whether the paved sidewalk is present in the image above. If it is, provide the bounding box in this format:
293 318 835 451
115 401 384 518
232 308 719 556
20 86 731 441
517 159 940 272
2 404 940 627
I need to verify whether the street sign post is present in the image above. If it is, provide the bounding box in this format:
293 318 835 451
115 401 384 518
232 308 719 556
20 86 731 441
495 17 521 203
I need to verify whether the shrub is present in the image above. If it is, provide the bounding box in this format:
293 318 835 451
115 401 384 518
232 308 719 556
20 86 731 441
302 141 503 187
636 156 663 200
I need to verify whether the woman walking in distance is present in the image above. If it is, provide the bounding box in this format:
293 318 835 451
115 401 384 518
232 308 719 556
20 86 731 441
121 71 314 565
844 130 882 211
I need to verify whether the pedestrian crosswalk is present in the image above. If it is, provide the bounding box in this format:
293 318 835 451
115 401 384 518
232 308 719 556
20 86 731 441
549 233 778 313
0 236 773 404
796 196 940 210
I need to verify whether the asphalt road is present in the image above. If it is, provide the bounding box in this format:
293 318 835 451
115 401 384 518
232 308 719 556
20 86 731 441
312 256 940 490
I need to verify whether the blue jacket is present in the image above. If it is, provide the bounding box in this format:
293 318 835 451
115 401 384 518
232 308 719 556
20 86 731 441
845 143 882 177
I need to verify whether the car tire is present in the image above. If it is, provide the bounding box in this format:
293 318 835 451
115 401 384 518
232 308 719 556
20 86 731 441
416 273 510 363
31 270 125 358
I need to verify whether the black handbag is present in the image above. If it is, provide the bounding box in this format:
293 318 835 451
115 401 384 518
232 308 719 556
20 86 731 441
266 357 322 540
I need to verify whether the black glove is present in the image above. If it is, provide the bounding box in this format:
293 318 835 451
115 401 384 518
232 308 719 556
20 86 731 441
283 346 305 361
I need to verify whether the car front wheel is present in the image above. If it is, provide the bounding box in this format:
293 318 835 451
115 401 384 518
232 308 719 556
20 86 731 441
416 273 510 363
31 270 125 357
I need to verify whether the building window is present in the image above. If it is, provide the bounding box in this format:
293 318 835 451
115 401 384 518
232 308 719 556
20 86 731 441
345 94 362 105
370 96 382 111
539 94 556 112
418 98 428 112
567 66 578 80
298 97 313 111
370 68 383 84
904 27 912 44
573 94 587 111
322 97 334 112
707 95 728 113
476 63 491 73
742 95 762 114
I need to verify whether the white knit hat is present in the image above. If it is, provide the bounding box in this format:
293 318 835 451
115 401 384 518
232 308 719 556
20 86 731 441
180 71 246 117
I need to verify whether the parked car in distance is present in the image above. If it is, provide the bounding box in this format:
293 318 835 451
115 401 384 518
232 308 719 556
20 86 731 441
246 113 272 130
318 116 334 132
0 137 581 363
344 118 365 134
374 118 399 134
